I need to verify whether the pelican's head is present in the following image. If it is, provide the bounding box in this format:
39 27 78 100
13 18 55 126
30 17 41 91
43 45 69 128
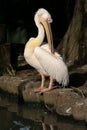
34 8 53 24
34 8 54 53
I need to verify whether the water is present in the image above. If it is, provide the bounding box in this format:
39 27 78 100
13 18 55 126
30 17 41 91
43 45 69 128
0 93 87 130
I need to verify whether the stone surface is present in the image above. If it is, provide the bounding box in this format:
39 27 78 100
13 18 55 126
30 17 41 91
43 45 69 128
0 64 87 121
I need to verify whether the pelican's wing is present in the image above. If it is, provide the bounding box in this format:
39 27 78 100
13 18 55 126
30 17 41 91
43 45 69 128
34 46 69 86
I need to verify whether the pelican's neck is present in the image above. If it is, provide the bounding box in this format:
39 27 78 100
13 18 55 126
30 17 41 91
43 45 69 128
25 20 45 50
36 23 45 45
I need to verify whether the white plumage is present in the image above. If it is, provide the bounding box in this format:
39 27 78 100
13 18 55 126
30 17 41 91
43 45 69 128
24 8 69 93
35 44 69 86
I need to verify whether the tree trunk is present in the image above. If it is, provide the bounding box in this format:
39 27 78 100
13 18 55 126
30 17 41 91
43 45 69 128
58 0 87 67
0 24 15 75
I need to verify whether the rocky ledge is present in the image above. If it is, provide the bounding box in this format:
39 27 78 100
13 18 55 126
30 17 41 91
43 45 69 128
0 64 87 122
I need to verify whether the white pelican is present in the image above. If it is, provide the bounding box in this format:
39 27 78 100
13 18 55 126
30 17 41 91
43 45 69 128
24 8 69 93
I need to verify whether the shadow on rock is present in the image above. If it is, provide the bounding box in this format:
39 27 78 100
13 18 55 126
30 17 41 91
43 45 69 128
69 72 87 87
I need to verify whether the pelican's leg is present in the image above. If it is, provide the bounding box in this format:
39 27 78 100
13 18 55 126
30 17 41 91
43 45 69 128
34 74 46 92
40 76 54 93
40 74 45 88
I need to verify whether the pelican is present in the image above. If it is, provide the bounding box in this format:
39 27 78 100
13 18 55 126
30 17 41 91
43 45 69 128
24 8 69 93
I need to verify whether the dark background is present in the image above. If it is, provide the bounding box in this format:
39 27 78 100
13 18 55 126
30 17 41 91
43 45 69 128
0 0 75 42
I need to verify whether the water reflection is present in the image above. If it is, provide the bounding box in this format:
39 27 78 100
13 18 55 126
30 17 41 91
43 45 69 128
0 93 87 130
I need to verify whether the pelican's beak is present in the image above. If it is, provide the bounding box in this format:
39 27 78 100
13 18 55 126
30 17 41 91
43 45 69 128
39 17 54 53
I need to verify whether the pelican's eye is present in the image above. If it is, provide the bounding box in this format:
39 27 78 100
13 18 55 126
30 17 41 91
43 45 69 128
47 17 53 23
41 13 52 23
